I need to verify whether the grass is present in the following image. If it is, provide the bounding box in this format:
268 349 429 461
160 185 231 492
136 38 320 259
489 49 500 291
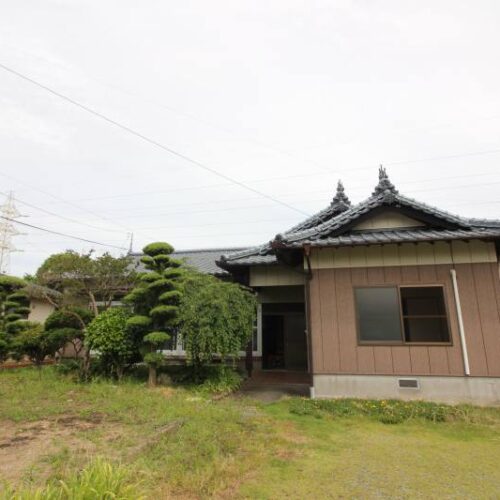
1 368 500 498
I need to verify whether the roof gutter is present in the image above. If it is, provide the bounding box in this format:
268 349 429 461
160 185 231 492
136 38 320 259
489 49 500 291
450 268 470 376
303 244 313 279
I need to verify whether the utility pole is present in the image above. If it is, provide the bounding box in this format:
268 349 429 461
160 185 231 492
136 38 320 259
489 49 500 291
127 232 134 254
0 192 24 274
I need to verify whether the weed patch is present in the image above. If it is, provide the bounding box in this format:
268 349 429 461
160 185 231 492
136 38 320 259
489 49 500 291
288 397 500 424
1 458 143 500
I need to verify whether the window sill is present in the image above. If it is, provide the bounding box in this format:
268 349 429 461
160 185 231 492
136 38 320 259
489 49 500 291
358 342 453 347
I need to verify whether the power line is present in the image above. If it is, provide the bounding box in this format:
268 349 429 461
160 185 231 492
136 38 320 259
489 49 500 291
0 215 128 250
3 59 499 215
0 190 129 235
5 42 500 180
0 62 310 218
0 169 150 235
26 178 500 221
54 165 500 204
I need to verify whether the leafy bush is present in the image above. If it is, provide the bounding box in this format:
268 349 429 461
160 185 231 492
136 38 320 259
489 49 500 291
11 322 67 368
2 457 143 499
289 398 466 424
86 308 137 380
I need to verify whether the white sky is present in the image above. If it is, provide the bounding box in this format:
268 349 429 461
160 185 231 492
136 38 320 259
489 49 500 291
1 0 500 276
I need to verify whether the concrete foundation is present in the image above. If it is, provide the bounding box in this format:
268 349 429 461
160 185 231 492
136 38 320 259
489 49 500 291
313 374 500 406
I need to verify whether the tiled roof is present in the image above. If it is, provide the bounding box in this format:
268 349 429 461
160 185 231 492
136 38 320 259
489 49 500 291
285 228 500 248
220 168 500 268
219 246 278 266
131 248 245 275
23 283 62 300
281 191 487 245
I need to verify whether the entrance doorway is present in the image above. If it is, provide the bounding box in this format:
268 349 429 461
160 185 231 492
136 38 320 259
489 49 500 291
262 303 307 371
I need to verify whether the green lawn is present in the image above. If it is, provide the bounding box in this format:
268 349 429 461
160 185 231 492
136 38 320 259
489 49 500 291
1 368 500 499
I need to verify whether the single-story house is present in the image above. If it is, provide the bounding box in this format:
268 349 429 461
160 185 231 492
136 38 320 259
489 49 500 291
217 167 500 405
25 283 60 323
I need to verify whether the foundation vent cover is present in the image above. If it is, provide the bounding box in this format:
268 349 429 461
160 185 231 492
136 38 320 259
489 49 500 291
398 378 419 389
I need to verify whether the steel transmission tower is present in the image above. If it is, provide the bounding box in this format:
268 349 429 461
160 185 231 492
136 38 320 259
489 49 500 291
0 192 24 274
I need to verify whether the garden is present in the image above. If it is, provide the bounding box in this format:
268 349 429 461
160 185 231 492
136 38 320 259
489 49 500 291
1 243 500 498
1 367 500 498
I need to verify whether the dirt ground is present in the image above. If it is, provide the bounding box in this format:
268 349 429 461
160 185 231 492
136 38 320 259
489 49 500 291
0 414 109 483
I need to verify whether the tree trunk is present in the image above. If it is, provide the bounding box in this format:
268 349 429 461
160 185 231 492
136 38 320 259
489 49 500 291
88 291 99 317
82 347 91 381
35 360 43 379
116 365 124 382
148 366 157 387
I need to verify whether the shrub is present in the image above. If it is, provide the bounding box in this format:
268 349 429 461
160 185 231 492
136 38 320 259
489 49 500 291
198 365 243 395
11 322 67 368
288 398 464 424
86 308 137 381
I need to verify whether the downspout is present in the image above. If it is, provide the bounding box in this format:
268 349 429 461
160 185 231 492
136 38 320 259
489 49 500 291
303 244 316 398
450 268 470 376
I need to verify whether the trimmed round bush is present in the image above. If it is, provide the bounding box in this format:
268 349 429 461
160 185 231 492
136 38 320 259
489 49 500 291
126 315 152 328
144 331 170 345
150 305 178 319
142 242 174 257
163 269 183 279
0 275 26 290
147 279 172 291
158 290 182 305
138 272 162 283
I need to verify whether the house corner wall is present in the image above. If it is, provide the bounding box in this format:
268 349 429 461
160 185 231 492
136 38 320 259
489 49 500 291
307 256 500 404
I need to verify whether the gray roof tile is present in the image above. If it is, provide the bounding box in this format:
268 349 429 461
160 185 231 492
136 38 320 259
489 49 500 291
131 248 245 275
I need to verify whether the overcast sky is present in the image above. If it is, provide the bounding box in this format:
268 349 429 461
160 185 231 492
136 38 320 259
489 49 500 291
1 0 500 276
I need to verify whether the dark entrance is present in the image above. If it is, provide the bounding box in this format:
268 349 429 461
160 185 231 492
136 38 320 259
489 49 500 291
262 303 307 371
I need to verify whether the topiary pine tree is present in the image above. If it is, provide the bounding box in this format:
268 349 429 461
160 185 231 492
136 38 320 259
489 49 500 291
0 275 30 339
124 242 184 386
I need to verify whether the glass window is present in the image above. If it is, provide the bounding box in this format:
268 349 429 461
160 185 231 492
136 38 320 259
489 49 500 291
355 287 403 342
400 287 450 343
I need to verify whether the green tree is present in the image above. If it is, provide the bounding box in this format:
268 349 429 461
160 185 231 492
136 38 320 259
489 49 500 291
44 306 94 359
36 250 135 315
11 322 67 370
179 272 256 374
36 251 135 377
86 308 136 380
124 242 183 386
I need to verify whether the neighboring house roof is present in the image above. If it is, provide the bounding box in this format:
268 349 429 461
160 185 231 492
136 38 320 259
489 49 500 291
23 283 62 301
130 248 246 276
219 167 500 268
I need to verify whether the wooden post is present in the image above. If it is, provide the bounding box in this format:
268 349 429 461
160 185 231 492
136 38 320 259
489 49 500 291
245 340 253 378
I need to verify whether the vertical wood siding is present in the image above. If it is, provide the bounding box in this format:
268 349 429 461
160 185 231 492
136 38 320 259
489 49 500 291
309 262 500 377
309 241 497 269
250 266 305 286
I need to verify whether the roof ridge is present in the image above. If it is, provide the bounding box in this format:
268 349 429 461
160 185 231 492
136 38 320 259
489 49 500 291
130 246 246 257
221 245 269 261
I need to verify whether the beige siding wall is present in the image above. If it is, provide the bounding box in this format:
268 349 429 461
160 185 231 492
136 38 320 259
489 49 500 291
309 262 500 377
309 241 497 269
352 211 424 230
250 266 305 287
28 299 56 323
